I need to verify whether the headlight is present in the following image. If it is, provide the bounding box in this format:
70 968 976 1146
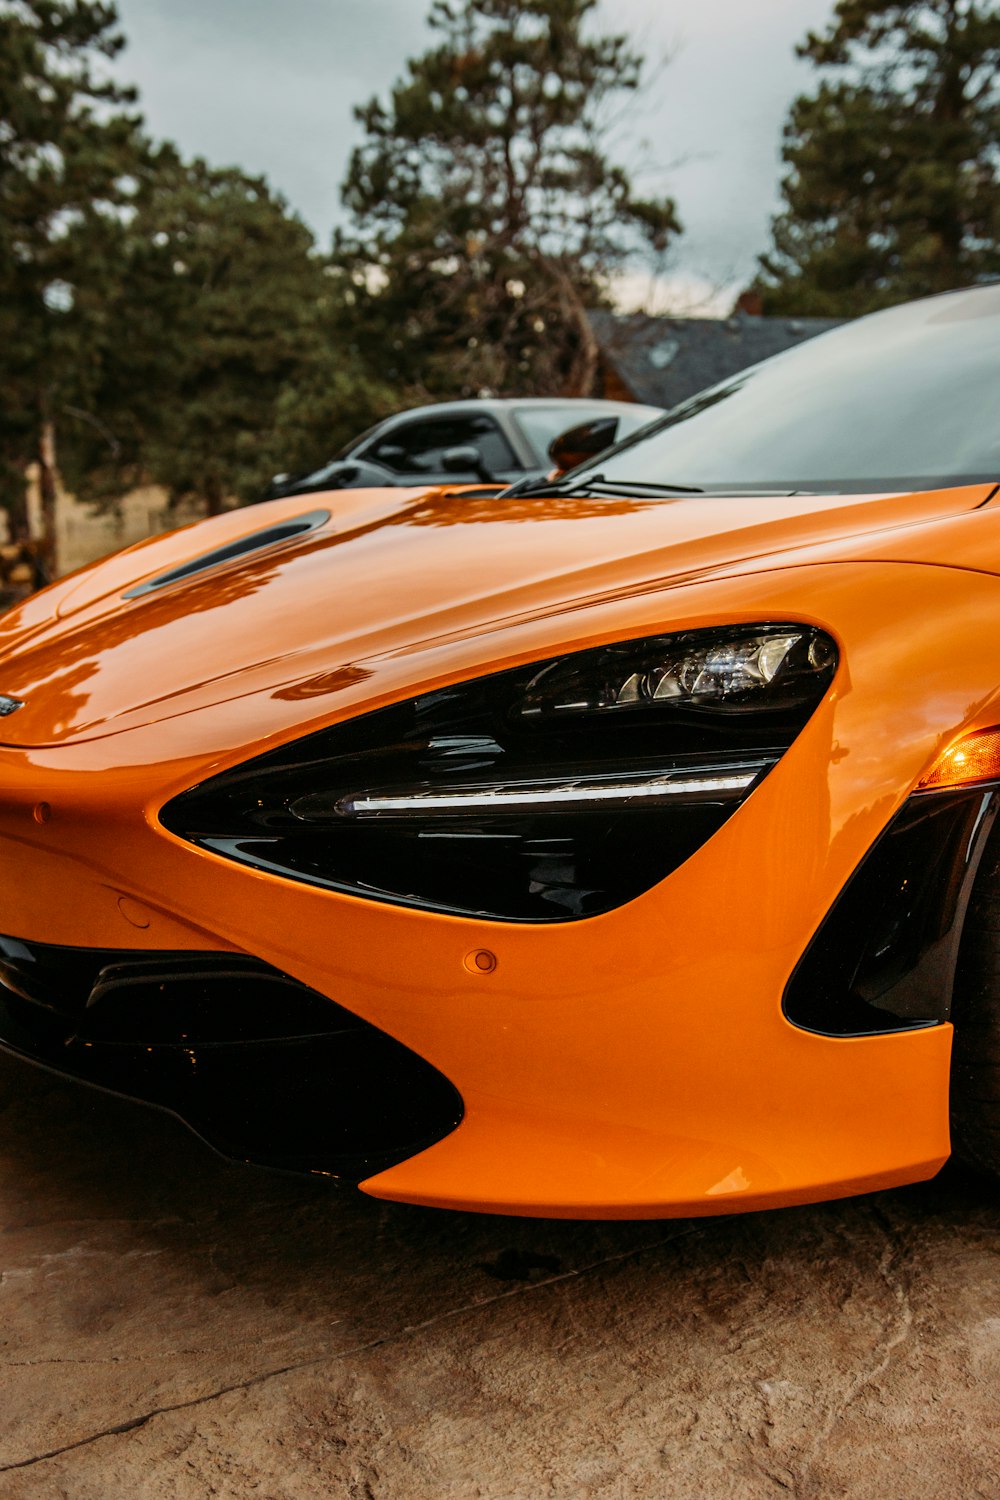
520 628 835 717
162 623 837 922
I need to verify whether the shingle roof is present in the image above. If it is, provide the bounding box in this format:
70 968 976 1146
588 309 845 409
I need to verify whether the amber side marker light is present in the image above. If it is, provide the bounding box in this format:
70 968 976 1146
917 726 1000 791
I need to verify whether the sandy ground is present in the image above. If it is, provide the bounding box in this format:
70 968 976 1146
1 1051 999 1500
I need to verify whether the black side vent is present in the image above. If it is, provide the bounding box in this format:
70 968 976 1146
783 786 1000 1036
123 509 330 599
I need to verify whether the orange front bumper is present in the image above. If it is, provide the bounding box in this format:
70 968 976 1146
1 557 998 1216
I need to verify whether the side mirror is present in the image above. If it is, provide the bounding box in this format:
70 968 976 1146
442 444 491 479
548 417 619 475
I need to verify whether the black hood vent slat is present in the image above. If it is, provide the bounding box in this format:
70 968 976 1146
123 509 330 599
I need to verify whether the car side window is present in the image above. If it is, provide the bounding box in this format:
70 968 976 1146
366 415 519 475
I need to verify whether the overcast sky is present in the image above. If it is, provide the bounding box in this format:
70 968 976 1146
112 0 835 312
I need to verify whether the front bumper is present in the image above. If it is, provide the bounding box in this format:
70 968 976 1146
2 559 1000 1216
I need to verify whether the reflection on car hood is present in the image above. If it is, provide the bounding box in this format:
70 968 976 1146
0 480 994 746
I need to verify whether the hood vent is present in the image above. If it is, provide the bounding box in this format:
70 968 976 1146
123 508 330 600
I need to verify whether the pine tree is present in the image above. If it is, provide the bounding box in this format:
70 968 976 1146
0 0 148 558
79 153 331 513
757 0 1000 316
337 0 680 399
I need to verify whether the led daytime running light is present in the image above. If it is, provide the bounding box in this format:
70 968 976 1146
294 761 773 822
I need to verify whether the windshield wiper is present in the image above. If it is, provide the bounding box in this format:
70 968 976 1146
500 473 704 500
580 479 706 497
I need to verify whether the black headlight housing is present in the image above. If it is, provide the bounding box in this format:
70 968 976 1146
161 623 837 922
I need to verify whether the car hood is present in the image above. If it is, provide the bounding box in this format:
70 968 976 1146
0 480 993 747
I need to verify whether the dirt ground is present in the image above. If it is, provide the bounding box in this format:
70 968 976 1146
1 1051 999 1500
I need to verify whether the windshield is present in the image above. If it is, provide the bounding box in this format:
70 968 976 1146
578 285 1000 495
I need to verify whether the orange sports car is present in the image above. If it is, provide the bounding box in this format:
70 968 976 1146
1 284 999 1218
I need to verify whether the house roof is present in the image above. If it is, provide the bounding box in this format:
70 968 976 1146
588 309 845 409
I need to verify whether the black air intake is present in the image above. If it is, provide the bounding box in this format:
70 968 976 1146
0 938 462 1179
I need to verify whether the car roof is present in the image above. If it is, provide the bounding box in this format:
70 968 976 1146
378 397 661 419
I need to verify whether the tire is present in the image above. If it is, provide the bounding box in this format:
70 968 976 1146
950 814 1000 1176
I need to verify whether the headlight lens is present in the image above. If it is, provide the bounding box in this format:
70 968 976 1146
520 627 836 718
162 622 837 921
